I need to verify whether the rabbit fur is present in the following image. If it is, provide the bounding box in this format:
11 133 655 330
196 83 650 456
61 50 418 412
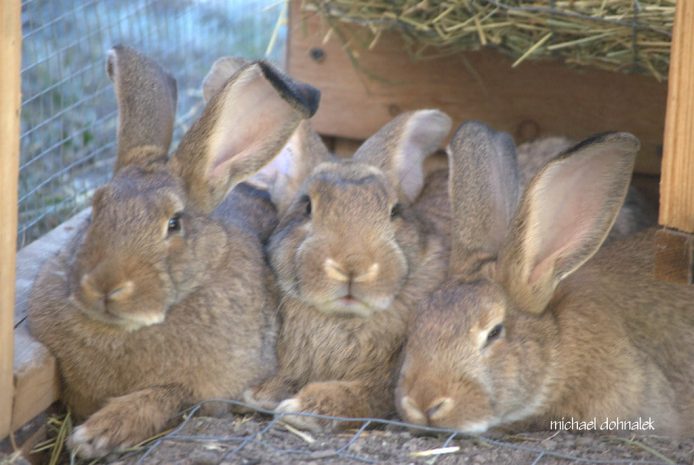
396 121 694 437
200 57 455 431
247 110 453 431
27 45 319 458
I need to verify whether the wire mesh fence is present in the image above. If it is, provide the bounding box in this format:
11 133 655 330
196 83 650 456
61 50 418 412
40 400 689 465
18 0 286 248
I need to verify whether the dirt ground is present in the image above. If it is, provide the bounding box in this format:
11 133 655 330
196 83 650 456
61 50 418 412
5 404 691 465
69 412 694 465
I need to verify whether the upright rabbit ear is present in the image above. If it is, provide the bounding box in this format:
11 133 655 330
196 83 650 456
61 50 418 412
253 120 333 216
107 45 177 173
170 61 320 214
353 110 452 204
498 133 639 314
202 56 249 103
447 121 520 280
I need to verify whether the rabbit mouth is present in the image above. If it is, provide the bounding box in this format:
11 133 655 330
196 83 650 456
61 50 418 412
86 307 165 331
456 418 493 434
69 293 166 330
318 295 384 318
319 294 390 318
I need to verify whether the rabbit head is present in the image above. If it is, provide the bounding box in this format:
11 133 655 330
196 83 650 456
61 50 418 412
266 110 452 318
68 46 319 330
396 121 638 432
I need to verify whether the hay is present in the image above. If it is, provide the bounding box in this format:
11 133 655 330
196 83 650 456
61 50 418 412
302 0 675 81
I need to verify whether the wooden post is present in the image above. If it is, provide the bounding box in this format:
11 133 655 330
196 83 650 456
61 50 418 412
656 2 694 283
0 0 21 439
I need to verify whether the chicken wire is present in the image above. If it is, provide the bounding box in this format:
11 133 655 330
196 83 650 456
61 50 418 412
18 0 287 248
67 400 681 465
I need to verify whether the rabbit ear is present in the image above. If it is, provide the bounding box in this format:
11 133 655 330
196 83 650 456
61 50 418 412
252 120 333 216
202 56 249 103
353 110 452 204
498 133 639 314
107 45 177 173
447 121 520 280
170 61 320 214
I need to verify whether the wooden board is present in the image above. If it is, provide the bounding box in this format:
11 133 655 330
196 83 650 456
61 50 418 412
286 1 668 176
655 228 694 284
655 2 694 283
333 137 362 158
12 325 60 432
0 0 22 440
660 1 694 234
9 210 89 437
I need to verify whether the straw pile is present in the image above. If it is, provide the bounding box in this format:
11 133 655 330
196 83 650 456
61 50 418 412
302 0 675 81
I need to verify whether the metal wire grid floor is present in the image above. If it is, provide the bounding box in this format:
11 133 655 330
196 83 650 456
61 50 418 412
72 400 686 465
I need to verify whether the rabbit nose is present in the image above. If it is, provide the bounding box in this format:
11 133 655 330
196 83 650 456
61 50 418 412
425 397 455 423
80 274 100 300
106 280 135 301
323 258 379 283
400 395 455 426
80 274 134 306
400 395 427 425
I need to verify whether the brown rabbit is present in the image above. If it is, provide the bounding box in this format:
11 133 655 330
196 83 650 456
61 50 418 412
396 121 694 436
245 109 452 431
27 45 319 458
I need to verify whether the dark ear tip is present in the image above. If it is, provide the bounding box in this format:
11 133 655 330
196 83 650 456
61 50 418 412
258 61 321 118
567 131 641 157
298 83 320 117
607 132 641 152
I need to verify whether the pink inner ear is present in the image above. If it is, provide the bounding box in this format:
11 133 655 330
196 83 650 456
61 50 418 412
205 73 296 185
252 129 299 183
527 154 619 285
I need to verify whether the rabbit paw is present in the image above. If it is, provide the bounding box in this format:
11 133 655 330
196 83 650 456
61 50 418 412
242 388 280 412
245 375 295 412
67 390 172 458
273 381 370 432
68 413 139 459
275 397 325 432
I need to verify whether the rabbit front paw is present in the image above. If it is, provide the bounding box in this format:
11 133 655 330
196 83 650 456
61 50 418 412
276 397 326 432
67 387 179 458
242 387 281 412
274 381 372 432
68 411 142 459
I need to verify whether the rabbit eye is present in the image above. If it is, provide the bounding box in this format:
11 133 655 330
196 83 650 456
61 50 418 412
167 212 183 235
301 195 312 217
390 203 402 219
486 323 504 344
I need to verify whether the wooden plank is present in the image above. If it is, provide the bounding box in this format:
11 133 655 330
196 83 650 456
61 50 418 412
0 0 22 440
333 137 362 158
286 1 667 175
655 228 694 284
10 210 88 434
660 2 694 234
11 325 60 432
